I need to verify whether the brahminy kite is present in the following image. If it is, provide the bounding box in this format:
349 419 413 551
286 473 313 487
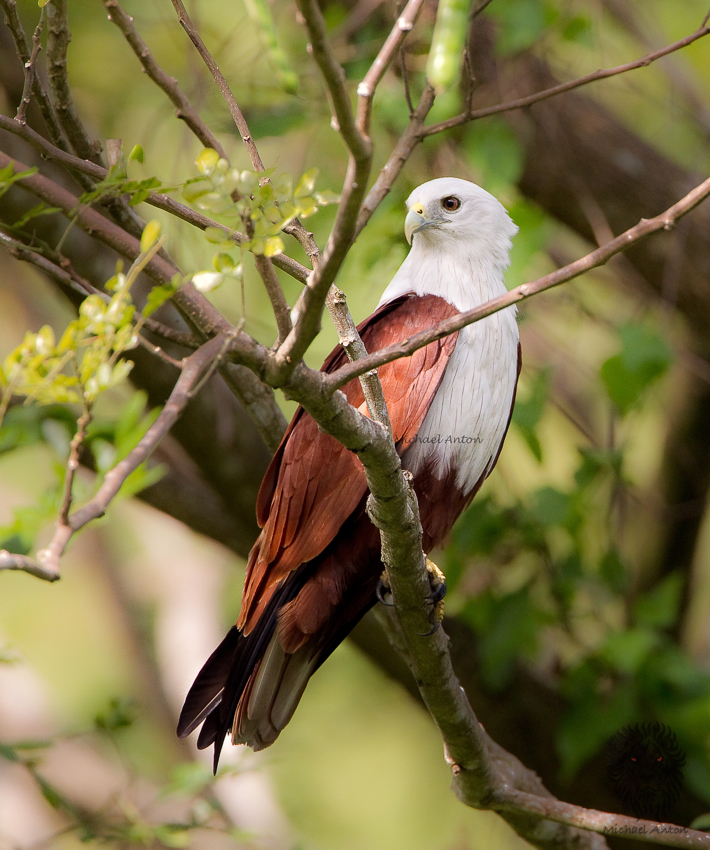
177 177 521 768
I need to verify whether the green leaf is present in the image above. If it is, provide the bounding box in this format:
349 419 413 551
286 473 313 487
599 550 628 593
527 487 570 528
512 369 549 462
634 573 683 629
154 825 191 848
162 762 214 798
128 144 144 163
94 697 137 733
488 0 547 56
140 219 162 252
600 324 673 415
464 117 524 194
599 627 659 675
0 743 19 762
195 148 221 175
294 167 319 198
463 587 549 690
144 276 182 317
263 235 284 257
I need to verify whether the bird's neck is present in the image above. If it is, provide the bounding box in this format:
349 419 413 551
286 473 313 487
378 242 510 313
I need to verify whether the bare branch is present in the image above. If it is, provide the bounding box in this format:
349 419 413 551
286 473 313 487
422 22 710 137
355 0 426 135
270 0 373 383
0 550 60 582
331 174 710 389
169 0 265 172
253 253 293 345
326 286 392 431
0 0 68 152
15 10 44 125
58 407 91 525
103 0 228 159
45 0 103 164
492 789 710 848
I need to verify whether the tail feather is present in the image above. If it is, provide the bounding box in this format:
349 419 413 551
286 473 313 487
177 626 241 739
234 637 320 750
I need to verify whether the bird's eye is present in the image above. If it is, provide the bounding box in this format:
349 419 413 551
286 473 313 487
441 196 461 212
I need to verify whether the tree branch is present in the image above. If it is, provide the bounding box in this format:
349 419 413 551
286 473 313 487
0 0 69 152
356 83 436 237
269 0 373 383
169 0 265 172
103 0 228 159
18 334 231 579
422 21 710 137
15 9 43 125
45 0 103 164
355 0 426 135
491 789 710 848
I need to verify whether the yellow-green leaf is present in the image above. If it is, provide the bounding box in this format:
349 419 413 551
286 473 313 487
140 220 162 253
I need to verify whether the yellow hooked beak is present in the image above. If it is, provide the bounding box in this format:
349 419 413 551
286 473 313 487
404 202 435 244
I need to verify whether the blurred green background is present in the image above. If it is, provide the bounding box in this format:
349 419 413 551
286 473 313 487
1 0 710 847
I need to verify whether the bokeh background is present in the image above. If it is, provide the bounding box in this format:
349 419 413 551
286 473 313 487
1 0 710 847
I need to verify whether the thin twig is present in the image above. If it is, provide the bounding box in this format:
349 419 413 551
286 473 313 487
492 788 710 848
45 0 104 164
15 10 44 125
31 335 230 577
330 174 710 388
422 23 710 136
0 550 60 582
271 0 373 384
0 230 200 351
356 83 436 237
103 0 228 159
0 0 69 152
169 0 265 171
59 406 91 524
253 253 293 345
355 0 426 135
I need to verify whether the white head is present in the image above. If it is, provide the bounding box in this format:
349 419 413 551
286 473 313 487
379 178 518 311
404 177 517 273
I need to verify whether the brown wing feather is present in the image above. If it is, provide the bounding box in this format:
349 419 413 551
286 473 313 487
237 294 461 635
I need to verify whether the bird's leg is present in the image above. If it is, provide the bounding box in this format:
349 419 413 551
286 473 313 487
376 560 447 633
376 570 395 606
420 557 447 635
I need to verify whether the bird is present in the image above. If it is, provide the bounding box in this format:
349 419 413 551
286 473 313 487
177 177 521 769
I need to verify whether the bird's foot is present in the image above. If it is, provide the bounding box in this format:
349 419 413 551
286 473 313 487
420 558 446 636
376 570 394 606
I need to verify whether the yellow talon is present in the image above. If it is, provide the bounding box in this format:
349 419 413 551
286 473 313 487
425 558 446 622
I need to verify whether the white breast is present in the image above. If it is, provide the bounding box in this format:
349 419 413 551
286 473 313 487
402 306 518 494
